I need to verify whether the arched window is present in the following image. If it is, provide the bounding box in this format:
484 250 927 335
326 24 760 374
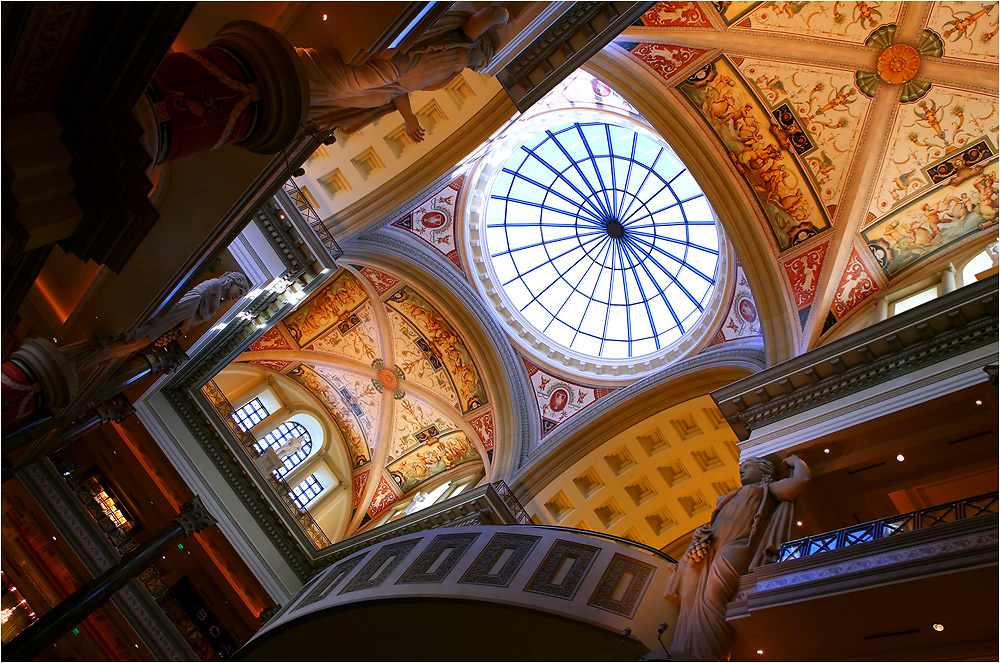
254 421 312 478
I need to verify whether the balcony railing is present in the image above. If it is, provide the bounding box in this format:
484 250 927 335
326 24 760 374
779 491 998 562
281 177 342 260
201 380 332 549
492 480 534 525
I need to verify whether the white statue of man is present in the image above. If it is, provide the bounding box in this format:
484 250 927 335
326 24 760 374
273 434 308 461
403 491 430 515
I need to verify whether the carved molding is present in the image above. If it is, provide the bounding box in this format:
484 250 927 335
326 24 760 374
163 387 317 581
728 514 999 618
497 2 656 112
713 277 999 440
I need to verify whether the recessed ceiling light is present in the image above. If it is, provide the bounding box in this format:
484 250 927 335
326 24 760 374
823 448 830 454
896 454 905 462
756 650 764 655
975 400 982 405
932 623 944 632
796 521 803 526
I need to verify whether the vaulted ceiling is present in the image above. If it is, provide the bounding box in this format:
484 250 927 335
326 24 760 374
616 0 998 350
235 0 997 540
236 264 496 534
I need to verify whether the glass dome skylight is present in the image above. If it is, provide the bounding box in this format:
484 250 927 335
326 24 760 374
483 120 720 360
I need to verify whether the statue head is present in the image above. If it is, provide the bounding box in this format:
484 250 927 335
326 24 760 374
218 271 251 301
739 457 777 485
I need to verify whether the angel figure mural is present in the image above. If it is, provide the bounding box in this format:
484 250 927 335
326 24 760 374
666 455 810 661
296 5 508 141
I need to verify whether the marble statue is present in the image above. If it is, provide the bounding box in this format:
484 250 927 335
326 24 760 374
295 5 508 141
403 491 430 515
273 435 308 462
665 455 810 661
74 271 250 372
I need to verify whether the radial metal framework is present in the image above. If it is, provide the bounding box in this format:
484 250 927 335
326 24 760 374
485 121 720 359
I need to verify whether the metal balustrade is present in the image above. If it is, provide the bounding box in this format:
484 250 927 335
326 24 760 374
281 177 343 260
779 491 998 562
48 451 217 661
492 480 534 525
201 380 332 549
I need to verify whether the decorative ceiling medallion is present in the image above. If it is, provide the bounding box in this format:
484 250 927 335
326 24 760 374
371 359 405 399
877 43 920 84
378 368 399 390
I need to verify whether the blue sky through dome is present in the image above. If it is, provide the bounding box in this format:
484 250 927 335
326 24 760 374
485 120 720 360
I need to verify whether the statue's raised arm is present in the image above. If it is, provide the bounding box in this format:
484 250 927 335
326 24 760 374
295 5 509 136
665 455 810 661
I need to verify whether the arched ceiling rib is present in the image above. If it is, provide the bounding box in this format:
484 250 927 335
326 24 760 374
238 264 497 533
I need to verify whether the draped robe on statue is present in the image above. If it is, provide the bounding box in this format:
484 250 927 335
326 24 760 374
665 482 794 661
296 11 500 133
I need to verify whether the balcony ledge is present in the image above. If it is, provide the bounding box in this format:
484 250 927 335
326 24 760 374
727 513 998 619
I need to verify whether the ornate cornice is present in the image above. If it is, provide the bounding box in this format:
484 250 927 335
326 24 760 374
712 276 999 440
253 202 310 273
497 2 656 112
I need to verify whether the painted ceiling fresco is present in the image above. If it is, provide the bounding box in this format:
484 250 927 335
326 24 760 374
617 0 998 342
388 175 466 270
724 2 905 43
707 262 764 346
524 359 616 440
236 263 493 534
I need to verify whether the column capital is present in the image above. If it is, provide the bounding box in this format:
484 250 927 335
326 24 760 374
174 496 218 535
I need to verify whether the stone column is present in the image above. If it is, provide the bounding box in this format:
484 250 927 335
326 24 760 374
1 338 78 424
2 397 135 483
6 498 217 661
2 343 185 446
941 263 957 294
136 20 308 165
